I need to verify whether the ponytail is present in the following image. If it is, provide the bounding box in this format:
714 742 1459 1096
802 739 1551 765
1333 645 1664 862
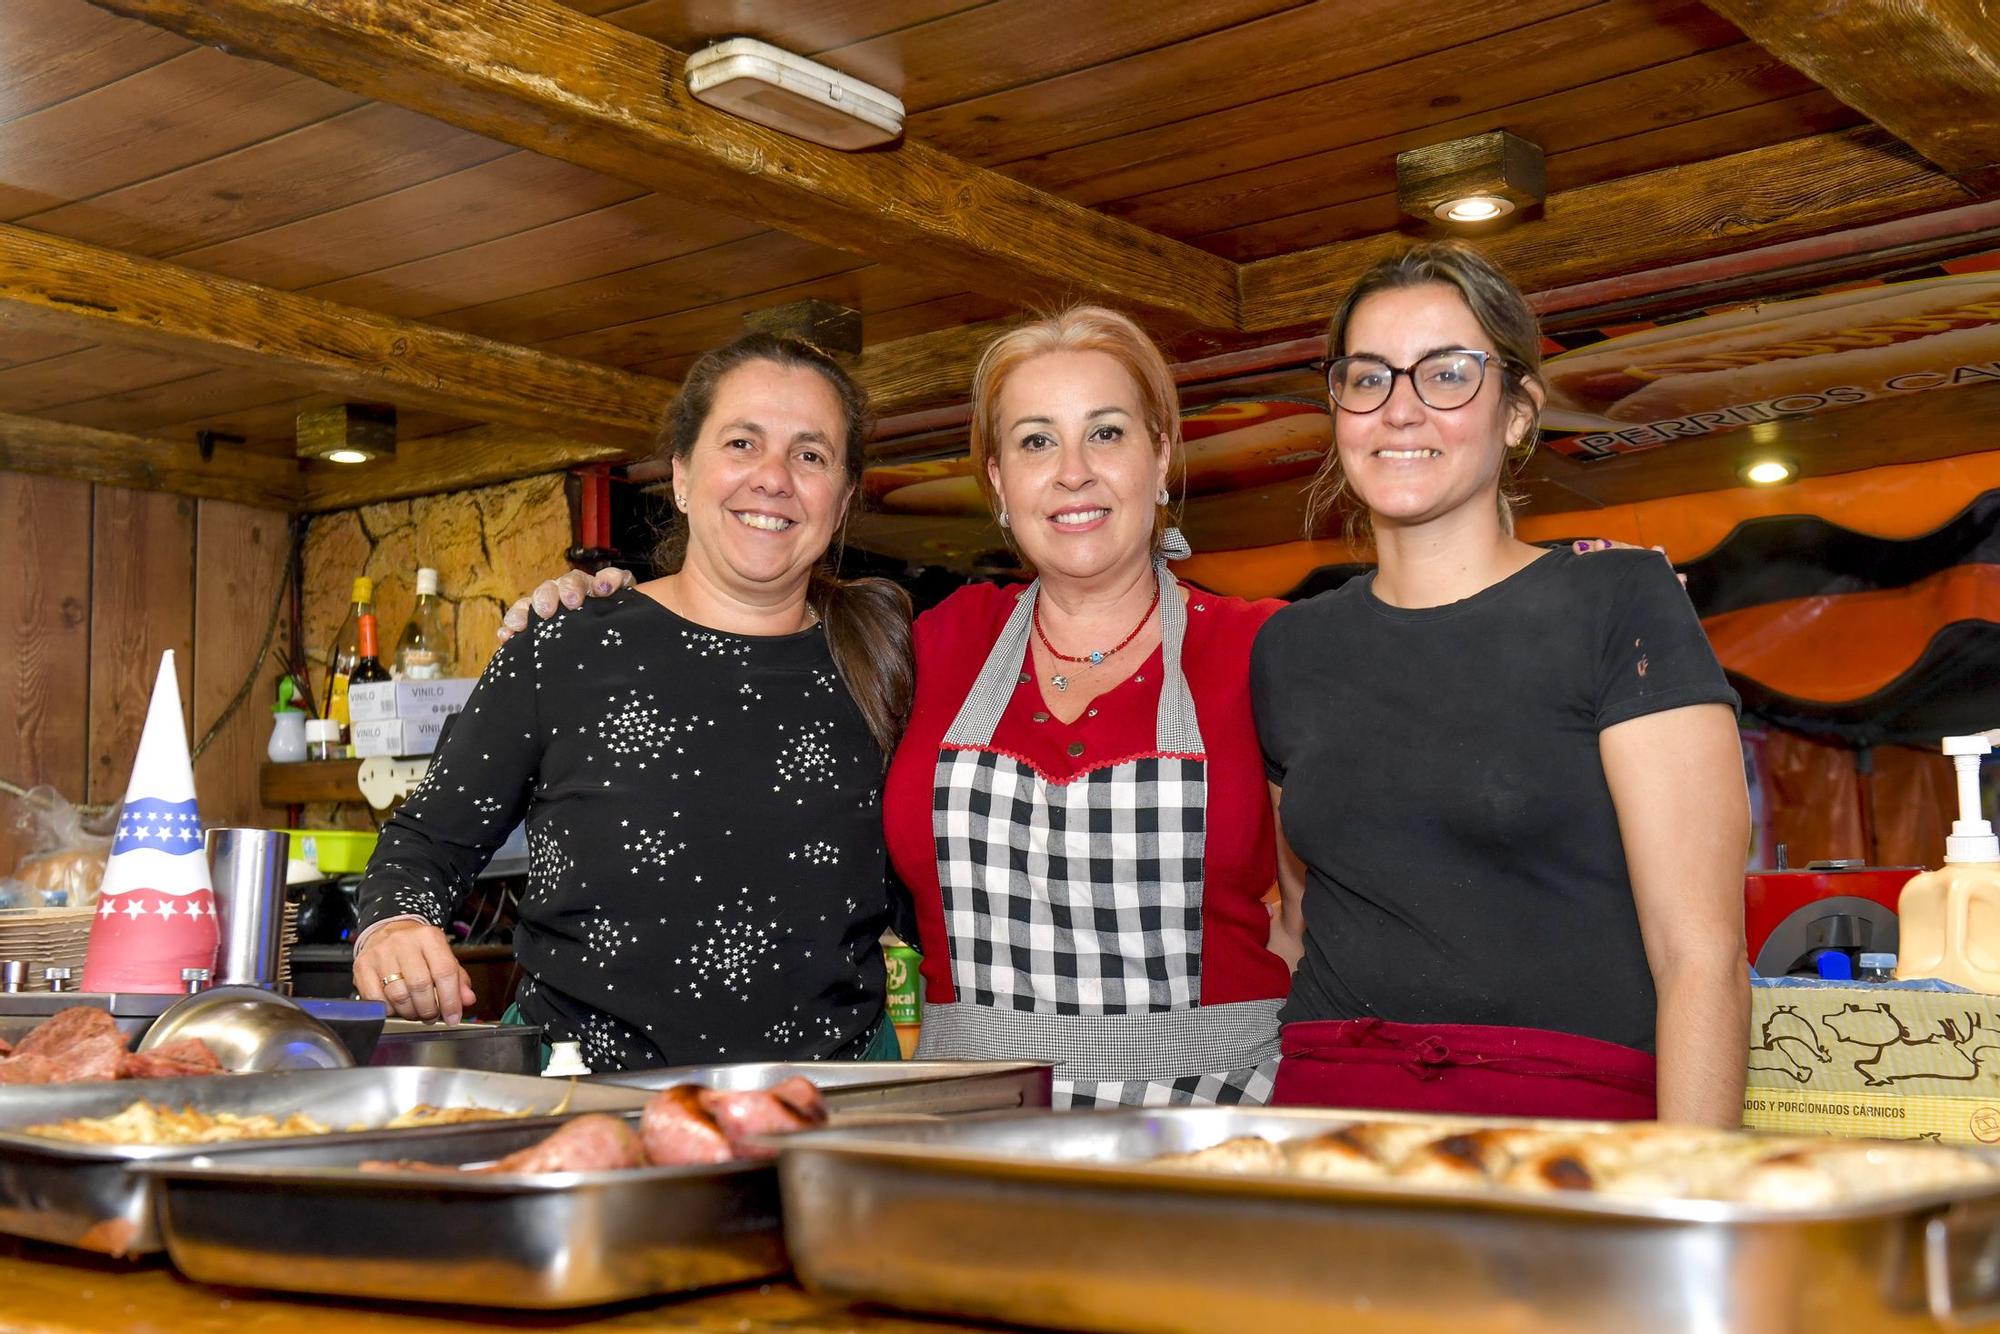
808 569 913 762
650 332 915 765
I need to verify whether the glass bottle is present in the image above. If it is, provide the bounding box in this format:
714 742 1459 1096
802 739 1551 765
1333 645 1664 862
351 613 392 689
395 567 452 680
323 576 374 751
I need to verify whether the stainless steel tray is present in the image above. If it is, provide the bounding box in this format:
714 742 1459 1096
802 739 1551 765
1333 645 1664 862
779 1107 2000 1334
370 1019 542 1075
141 1117 782 1310
0 1065 646 1255
590 1060 1053 1115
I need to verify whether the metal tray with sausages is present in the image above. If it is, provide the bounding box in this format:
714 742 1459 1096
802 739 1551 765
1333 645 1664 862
778 1106 2000 1334
0 1066 647 1256
138 1112 783 1309
589 1058 1055 1116
135 1065 1050 1308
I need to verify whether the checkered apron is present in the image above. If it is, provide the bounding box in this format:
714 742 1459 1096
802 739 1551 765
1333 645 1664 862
918 564 1281 1107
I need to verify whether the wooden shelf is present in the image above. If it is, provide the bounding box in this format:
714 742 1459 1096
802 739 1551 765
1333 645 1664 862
259 759 362 805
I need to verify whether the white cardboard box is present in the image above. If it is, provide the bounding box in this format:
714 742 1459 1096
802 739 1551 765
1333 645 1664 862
347 678 476 723
351 716 449 758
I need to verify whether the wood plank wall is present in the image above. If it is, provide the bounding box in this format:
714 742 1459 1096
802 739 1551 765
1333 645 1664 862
0 472 290 875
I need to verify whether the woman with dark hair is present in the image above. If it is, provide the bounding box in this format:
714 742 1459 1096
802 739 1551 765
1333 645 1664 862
351 333 912 1070
1254 242 1750 1125
523 308 1297 1106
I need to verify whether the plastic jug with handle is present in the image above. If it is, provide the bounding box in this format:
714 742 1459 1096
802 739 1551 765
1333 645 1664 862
1896 732 2000 990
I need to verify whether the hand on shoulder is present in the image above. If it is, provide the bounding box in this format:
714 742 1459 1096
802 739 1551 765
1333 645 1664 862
497 567 636 643
1570 538 1687 588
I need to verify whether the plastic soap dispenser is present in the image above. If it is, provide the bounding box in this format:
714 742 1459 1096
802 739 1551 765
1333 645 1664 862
1896 732 2000 990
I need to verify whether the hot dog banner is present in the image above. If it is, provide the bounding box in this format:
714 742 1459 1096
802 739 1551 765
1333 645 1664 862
1541 256 2000 458
81 650 221 994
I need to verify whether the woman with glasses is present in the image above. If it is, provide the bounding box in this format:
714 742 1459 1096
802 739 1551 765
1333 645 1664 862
1252 241 1750 1125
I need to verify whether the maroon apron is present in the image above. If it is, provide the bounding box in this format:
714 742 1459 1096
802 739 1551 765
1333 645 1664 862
1270 1018 1657 1120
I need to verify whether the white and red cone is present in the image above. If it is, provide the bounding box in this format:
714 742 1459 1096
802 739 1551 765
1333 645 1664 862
80 651 219 992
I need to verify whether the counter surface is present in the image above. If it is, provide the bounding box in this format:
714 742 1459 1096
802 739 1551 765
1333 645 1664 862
0 1239 1009 1333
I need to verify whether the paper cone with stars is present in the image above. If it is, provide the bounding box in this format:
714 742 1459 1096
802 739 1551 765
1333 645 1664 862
81 650 219 993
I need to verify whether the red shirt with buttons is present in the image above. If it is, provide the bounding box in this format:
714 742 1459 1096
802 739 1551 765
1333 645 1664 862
884 580 1291 1007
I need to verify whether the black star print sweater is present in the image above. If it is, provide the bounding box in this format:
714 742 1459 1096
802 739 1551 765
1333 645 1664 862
355 591 892 1071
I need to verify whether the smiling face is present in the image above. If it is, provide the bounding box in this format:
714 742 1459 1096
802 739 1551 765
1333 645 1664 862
985 349 1170 585
672 358 852 600
1332 282 1538 534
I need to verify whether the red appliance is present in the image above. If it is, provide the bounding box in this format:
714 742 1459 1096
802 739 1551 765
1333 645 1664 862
1743 862 1918 976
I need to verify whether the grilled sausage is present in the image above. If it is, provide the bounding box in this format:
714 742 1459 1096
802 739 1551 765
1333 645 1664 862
640 1086 736 1166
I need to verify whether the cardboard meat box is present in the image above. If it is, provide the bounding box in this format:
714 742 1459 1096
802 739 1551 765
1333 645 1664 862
1742 979 2000 1145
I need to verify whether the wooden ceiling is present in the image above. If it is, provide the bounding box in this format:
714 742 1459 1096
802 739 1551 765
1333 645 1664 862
0 0 1993 516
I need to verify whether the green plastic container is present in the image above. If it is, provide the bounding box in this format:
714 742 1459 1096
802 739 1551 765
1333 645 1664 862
289 829 378 876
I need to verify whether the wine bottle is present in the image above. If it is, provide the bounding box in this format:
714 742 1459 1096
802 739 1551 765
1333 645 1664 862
394 567 452 680
323 576 374 751
351 612 392 689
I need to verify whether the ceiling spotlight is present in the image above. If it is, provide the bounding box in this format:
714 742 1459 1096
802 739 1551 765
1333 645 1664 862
686 38 904 150
297 404 396 465
1741 457 1798 486
1397 131 1545 229
1438 195 1513 223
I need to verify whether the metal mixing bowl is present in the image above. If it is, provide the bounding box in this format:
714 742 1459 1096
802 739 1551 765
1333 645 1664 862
136 985 354 1072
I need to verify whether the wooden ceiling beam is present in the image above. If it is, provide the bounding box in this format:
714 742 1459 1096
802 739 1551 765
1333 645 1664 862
0 412 304 509
88 0 1241 330
302 423 632 512
1701 0 2000 193
853 319 1015 426
1239 128 1971 331
0 223 671 445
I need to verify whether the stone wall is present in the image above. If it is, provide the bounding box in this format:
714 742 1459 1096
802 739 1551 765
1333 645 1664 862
302 473 571 692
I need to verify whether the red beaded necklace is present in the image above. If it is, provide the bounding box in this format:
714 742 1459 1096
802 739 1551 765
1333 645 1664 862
1032 578 1162 692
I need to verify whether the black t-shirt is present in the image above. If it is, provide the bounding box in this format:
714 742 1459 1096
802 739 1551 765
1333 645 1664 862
357 592 891 1071
1251 548 1738 1051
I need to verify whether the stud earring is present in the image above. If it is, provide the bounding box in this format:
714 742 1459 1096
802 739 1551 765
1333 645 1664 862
998 510 1011 529
674 493 687 511
1157 487 1170 506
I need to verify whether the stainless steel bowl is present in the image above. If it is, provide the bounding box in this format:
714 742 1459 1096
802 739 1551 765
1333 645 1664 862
136 985 354 1072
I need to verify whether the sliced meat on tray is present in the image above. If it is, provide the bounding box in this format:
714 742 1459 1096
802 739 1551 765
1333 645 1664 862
13 1006 121 1059
49 1032 127 1084
0 1053 59 1085
0 1008 223 1084
118 1050 223 1080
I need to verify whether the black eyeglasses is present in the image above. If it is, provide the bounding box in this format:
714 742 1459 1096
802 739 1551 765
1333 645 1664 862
1314 349 1513 414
